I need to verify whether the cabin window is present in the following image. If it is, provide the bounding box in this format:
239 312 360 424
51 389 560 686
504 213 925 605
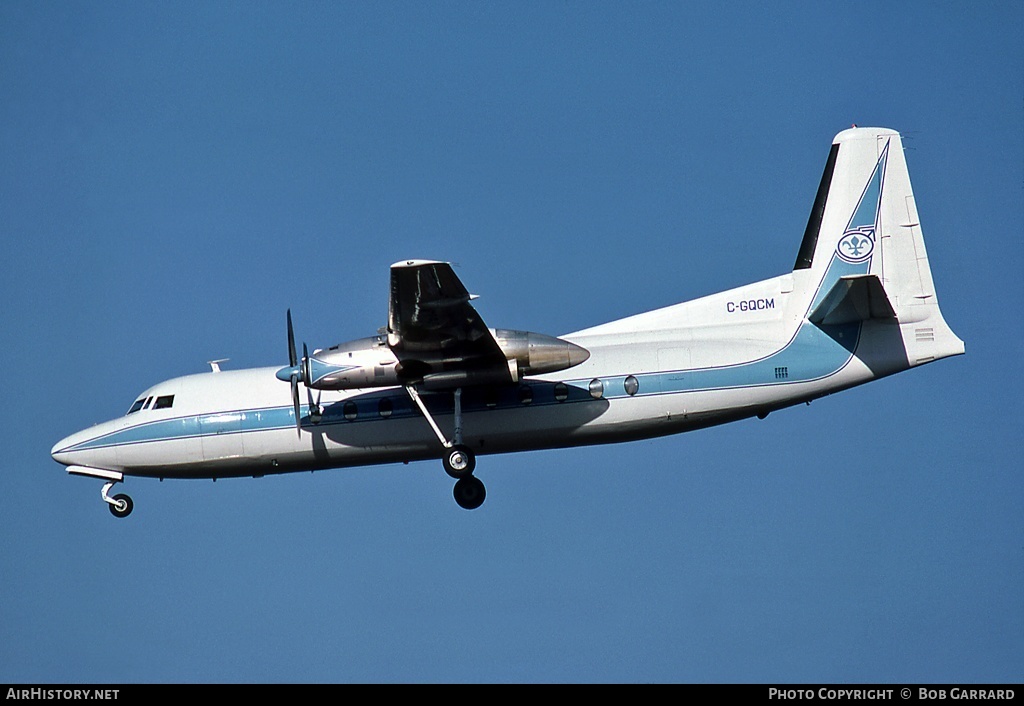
153 395 175 409
127 398 146 414
518 385 533 405
378 398 393 419
343 401 358 421
589 378 604 399
624 375 639 396
554 382 568 402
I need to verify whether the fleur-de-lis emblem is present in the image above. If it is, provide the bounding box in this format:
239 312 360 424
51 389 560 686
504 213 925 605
844 235 868 257
837 227 875 262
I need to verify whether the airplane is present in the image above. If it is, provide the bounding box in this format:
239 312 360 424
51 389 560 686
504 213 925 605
51 126 964 516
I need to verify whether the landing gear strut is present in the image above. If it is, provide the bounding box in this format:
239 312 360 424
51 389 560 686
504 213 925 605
100 478 133 518
405 385 485 509
66 467 134 519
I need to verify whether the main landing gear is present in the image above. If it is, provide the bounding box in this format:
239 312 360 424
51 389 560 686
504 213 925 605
405 386 486 510
443 444 476 479
453 475 486 510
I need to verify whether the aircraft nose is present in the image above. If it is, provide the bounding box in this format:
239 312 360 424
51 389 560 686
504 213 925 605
51 427 93 466
51 426 86 465
51 436 74 466
51 423 122 473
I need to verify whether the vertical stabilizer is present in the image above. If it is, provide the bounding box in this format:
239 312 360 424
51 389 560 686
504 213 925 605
794 127 964 366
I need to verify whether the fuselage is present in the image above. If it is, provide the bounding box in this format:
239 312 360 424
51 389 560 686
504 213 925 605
50 270 914 481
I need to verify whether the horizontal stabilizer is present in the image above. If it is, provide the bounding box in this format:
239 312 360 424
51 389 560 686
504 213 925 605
808 274 896 326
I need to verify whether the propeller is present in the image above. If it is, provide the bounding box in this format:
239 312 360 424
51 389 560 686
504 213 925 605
287 309 297 368
276 309 314 436
288 311 302 436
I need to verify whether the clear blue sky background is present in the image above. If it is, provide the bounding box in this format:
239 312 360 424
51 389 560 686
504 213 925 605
2 1 1021 684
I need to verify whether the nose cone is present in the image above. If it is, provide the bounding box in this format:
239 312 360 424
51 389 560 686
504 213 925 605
50 414 126 473
51 423 115 468
51 434 76 466
276 365 298 382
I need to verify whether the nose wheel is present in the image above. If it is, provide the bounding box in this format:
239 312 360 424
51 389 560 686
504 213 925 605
102 481 133 518
109 492 134 518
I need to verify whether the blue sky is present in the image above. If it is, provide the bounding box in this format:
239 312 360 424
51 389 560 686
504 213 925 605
2 1 1021 684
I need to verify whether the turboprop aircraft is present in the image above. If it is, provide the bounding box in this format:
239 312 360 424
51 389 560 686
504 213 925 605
51 127 964 516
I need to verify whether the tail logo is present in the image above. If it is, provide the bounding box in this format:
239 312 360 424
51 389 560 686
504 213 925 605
837 226 875 263
834 140 888 265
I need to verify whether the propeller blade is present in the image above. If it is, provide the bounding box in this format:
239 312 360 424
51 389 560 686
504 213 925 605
287 309 297 368
290 375 301 436
303 342 312 386
306 381 322 422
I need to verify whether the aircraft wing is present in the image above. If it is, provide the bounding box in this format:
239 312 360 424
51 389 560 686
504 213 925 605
387 260 512 384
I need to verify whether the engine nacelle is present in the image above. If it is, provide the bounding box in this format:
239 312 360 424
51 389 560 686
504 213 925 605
491 329 590 377
282 329 589 392
304 335 402 390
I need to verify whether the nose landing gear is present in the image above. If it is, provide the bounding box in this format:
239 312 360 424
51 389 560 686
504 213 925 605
65 466 134 519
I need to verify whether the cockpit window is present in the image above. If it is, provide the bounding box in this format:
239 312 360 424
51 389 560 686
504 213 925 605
153 395 175 410
127 395 172 414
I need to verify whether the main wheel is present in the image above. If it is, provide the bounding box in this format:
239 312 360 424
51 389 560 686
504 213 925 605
442 444 476 479
109 493 133 518
453 476 486 510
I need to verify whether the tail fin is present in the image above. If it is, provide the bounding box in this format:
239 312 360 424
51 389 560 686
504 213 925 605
793 127 964 366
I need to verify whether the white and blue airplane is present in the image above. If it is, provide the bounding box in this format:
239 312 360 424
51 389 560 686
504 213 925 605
51 127 964 516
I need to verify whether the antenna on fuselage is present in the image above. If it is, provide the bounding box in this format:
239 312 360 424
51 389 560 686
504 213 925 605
208 359 229 373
